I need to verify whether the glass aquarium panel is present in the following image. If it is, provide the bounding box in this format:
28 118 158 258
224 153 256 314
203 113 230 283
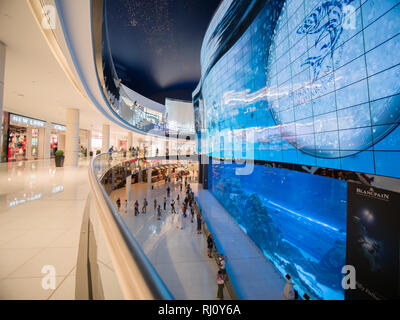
209 162 348 300
196 0 400 178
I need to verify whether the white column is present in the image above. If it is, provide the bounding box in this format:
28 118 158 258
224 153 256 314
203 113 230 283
39 122 51 159
58 133 66 152
102 124 110 153
0 42 6 149
65 108 80 167
87 130 92 156
128 132 133 150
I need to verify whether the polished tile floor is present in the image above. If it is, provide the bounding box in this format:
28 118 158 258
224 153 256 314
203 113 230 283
0 159 90 300
110 178 231 300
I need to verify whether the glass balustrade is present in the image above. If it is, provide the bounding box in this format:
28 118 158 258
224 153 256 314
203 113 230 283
82 151 199 299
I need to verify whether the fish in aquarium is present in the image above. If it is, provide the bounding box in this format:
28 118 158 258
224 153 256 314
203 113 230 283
353 215 384 272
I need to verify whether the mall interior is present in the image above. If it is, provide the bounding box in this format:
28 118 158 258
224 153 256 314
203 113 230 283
0 0 399 301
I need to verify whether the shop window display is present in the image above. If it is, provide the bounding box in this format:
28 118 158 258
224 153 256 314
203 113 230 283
8 127 27 161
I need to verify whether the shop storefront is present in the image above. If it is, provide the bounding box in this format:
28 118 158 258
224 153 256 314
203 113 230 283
5 113 46 162
0 112 71 162
0 112 93 162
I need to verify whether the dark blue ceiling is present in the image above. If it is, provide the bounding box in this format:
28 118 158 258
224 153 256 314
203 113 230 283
105 0 221 104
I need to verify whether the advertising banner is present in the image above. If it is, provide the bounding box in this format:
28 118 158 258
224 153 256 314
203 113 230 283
346 183 400 300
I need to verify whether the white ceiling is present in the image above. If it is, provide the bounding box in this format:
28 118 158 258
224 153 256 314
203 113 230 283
0 0 136 138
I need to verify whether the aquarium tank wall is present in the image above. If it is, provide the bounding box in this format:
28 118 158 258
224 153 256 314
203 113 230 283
194 0 400 300
195 0 400 178
208 162 347 300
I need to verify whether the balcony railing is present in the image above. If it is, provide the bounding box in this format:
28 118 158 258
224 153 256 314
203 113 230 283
77 151 199 299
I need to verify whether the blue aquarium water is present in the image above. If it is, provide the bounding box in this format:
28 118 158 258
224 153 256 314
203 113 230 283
209 163 347 300
196 0 400 178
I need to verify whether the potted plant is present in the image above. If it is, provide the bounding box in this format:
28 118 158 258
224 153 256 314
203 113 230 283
55 150 64 167
96 150 101 155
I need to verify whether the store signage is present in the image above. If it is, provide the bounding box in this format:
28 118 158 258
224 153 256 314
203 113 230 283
10 114 45 127
53 124 66 131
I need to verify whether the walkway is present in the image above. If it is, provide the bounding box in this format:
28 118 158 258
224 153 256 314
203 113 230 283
196 189 286 300
110 179 231 300
0 158 90 299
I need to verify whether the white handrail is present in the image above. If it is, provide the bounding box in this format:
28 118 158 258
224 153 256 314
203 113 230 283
88 153 174 300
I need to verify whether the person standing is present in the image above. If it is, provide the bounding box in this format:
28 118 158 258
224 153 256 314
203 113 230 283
125 199 128 214
196 210 202 234
134 200 139 216
184 196 189 207
108 146 114 160
171 200 176 214
176 194 180 205
157 205 162 220
182 203 187 217
189 197 193 209
218 254 228 277
190 204 195 223
163 197 167 212
142 198 148 213
167 186 170 197
116 198 121 212
207 233 214 258
182 207 187 229
154 199 157 213
217 270 225 300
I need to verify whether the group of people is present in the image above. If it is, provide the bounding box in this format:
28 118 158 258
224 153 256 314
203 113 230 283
116 172 202 233
166 176 202 232
128 146 146 158
207 233 229 300
115 197 128 213
107 145 148 159
115 170 230 300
